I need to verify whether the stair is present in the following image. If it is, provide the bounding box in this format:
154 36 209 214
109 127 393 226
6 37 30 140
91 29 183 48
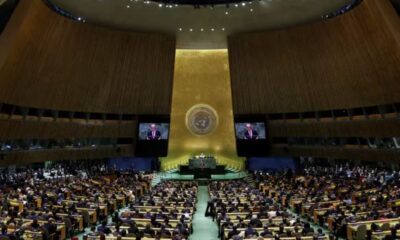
166 169 178 173
244 174 256 188
151 173 162 187
225 166 241 173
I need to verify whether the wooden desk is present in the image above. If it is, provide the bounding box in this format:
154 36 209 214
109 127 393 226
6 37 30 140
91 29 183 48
9 200 24 212
22 230 43 240
122 211 192 220
371 230 400 240
223 226 302 240
347 218 400 240
290 198 305 210
220 218 284 228
77 208 97 224
131 205 194 213
56 213 84 231
120 218 192 229
18 218 66 240
387 199 400 208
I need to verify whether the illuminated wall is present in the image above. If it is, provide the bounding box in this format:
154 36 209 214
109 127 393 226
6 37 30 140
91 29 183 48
161 50 244 171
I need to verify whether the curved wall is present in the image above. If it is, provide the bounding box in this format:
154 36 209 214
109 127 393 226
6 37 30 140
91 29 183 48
228 0 400 163
0 0 175 164
0 0 176 114
229 0 400 114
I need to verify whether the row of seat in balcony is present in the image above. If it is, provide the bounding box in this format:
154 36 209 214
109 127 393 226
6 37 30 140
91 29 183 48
0 103 136 125
272 136 400 151
268 102 400 123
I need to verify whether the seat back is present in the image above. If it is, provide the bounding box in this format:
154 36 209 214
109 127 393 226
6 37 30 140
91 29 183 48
381 223 391 231
82 210 91 225
356 224 367 240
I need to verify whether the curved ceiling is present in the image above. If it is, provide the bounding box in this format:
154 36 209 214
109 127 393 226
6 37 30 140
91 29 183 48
48 0 354 49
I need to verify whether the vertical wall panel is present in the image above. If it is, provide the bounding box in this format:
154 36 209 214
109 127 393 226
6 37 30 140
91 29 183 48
229 0 400 114
0 0 175 114
162 50 244 171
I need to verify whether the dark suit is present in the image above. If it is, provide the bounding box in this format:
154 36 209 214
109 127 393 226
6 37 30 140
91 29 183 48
97 225 111 234
245 227 258 237
147 130 161 140
244 130 259 140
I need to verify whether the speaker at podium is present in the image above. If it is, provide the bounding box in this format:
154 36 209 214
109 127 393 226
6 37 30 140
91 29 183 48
188 153 216 169
179 153 226 179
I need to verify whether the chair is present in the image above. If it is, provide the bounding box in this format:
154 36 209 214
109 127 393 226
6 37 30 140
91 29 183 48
63 217 75 237
82 210 91 227
160 233 171 238
355 225 367 240
48 233 55 240
381 223 391 231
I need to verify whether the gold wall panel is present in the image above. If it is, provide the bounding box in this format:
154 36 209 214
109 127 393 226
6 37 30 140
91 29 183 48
161 50 244 171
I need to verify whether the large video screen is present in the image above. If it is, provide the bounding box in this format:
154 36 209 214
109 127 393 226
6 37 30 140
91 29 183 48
138 123 169 140
234 116 269 156
235 122 266 140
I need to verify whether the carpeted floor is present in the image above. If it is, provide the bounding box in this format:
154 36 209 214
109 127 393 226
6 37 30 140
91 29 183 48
189 185 219 240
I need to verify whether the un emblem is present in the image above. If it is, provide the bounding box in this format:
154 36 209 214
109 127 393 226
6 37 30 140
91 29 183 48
186 104 218 135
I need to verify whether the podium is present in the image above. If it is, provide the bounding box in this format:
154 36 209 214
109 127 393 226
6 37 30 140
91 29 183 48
179 155 226 179
188 156 216 169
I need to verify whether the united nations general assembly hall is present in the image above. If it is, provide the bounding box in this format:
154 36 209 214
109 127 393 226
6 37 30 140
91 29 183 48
0 0 399 239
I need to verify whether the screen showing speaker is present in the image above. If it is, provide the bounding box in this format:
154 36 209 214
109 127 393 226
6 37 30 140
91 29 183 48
138 123 169 140
235 116 269 156
135 116 169 157
234 122 266 140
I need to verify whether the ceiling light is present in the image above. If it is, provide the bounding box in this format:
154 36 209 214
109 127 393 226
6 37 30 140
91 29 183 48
241 2 246 6
211 28 215 31
179 28 182 31
158 3 163 7
126 5 130 8
250 8 253 12
225 11 229 15
234 4 238 7
200 28 204 31
189 28 193 32
222 28 225 31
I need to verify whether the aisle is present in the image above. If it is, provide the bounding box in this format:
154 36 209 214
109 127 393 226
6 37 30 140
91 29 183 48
189 185 219 240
